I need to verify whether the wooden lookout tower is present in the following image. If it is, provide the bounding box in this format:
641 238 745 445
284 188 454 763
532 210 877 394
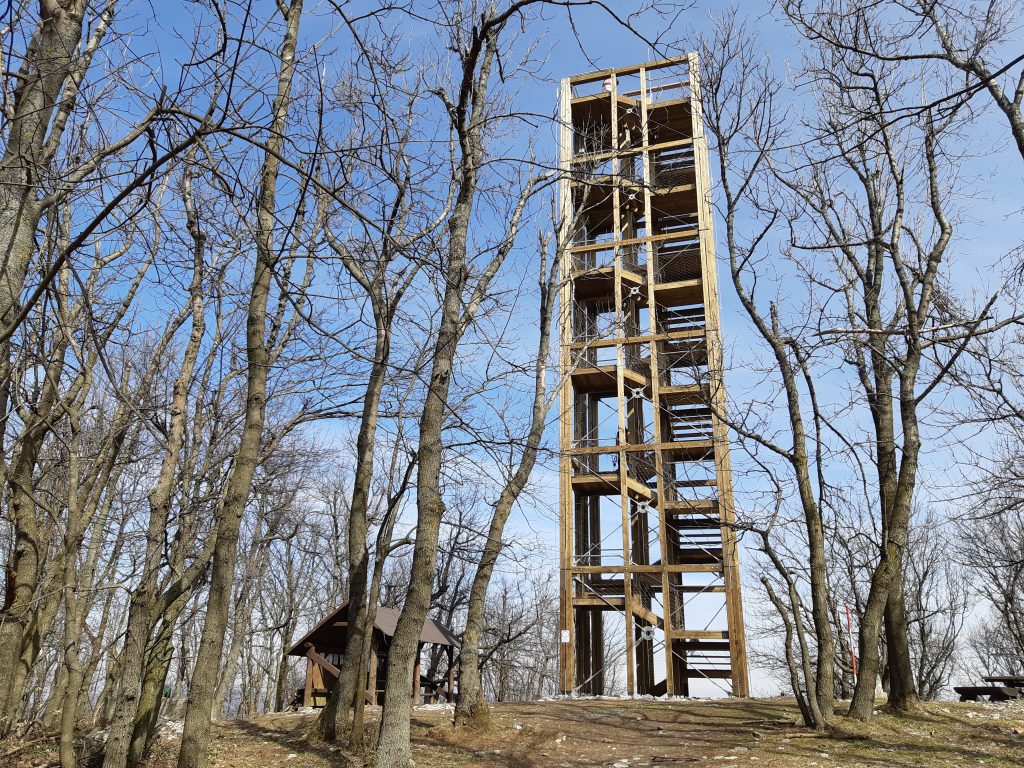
557 55 749 697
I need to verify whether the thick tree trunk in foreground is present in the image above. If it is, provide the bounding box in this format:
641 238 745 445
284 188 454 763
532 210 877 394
375 17 535 750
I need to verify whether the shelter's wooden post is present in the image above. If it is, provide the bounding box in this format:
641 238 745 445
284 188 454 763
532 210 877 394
412 642 423 704
368 632 379 705
303 656 313 707
446 646 455 702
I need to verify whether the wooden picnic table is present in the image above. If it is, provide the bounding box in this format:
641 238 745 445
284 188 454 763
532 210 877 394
956 684 1020 702
983 674 1024 688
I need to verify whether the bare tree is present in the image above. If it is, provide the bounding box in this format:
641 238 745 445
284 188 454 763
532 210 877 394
903 512 968 700
100 156 230 768
373 3 542 755
776 47 982 717
697 11 837 724
312 35 438 746
176 3 310 766
455 226 559 723
959 490 1024 666
780 0 1024 163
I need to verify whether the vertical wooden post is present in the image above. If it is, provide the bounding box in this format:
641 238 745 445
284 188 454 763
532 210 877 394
368 633 379 705
557 74 576 695
411 641 422 705
638 62 677 697
446 647 455 702
302 656 313 707
606 69 638 698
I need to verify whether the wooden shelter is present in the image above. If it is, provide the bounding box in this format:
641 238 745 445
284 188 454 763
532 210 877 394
557 55 749 697
286 603 460 707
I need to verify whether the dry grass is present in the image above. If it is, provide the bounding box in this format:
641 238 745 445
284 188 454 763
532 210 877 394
4 697 1024 767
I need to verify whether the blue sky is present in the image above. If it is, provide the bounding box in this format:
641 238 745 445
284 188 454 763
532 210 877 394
127 0 1023 695
489 1 1024 695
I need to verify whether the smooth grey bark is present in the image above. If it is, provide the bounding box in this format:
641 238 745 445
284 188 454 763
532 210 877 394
352 446 415 746
0 0 104 332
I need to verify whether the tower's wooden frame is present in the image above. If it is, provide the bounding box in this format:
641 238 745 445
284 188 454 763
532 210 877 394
557 54 749 698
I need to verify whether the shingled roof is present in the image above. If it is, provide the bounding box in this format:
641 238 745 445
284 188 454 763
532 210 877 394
285 602 460 657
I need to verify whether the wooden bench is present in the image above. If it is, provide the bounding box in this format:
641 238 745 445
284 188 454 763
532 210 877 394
984 675 1024 688
954 685 1020 702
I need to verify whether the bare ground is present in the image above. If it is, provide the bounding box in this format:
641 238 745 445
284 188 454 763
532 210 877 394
4 698 1024 767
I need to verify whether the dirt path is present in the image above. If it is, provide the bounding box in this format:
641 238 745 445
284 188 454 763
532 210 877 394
5 698 1024 767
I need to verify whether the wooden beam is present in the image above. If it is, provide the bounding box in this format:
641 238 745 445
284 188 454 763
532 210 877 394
569 229 699 254
570 137 694 166
688 50 750 698
558 73 576 696
608 68 637 698
303 657 313 708
572 596 625 609
632 602 663 629
568 55 691 85
568 328 704 351
572 564 723 575
670 629 729 640
304 645 340 679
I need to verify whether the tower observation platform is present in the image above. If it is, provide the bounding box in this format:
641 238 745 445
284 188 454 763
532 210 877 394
556 54 749 698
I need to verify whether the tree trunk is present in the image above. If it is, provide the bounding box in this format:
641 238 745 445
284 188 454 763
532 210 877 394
101 152 210 768
128 594 188 768
175 5 302 767
0 345 67 724
0 3 116 719
883 557 917 710
0 0 93 332
371 18 528 764
456 238 556 723
314 323 387 743
351 491 403 747
375 306 460 766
